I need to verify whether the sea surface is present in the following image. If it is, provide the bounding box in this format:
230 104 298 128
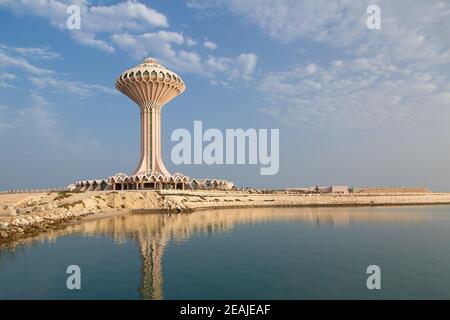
1 205 450 299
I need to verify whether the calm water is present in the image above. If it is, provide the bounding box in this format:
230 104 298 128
1 206 450 299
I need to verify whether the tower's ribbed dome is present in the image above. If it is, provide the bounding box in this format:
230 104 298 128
115 57 185 107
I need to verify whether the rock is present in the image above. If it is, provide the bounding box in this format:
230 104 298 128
0 222 9 230
45 203 56 210
18 218 29 225
0 231 8 238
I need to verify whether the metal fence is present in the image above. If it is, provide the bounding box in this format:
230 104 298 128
0 188 68 194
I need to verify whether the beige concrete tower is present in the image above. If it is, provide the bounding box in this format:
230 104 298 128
116 58 185 176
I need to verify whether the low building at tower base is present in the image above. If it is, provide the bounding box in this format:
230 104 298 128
70 171 234 192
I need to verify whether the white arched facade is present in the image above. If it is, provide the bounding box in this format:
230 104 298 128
71 171 233 192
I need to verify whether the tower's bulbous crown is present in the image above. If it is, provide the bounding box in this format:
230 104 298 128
141 57 163 67
115 57 185 107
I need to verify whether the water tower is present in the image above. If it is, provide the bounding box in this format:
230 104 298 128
115 58 186 176
71 58 233 191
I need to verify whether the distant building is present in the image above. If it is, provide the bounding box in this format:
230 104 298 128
315 186 349 194
329 185 349 194
285 186 349 195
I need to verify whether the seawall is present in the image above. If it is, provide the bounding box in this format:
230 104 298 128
1 190 450 242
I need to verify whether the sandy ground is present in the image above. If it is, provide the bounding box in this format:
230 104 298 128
1 190 450 242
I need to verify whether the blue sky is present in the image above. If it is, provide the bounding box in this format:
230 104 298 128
0 0 449 191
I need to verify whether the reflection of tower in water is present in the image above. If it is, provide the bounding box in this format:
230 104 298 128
138 234 167 300
3 207 429 300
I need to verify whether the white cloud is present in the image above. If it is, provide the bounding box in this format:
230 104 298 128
186 0 225 19
188 0 365 44
112 32 257 81
259 55 450 129
0 0 257 86
0 81 15 89
13 47 61 60
85 0 168 32
0 44 61 60
187 0 450 128
0 72 16 80
206 56 229 73
0 51 53 74
207 53 257 80
0 44 114 97
29 76 117 98
0 44 60 76
0 44 60 88
0 72 17 88
111 30 185 61
187 0 225 10
203 41 217 50
0 0 168 53
70 31 115 53
194 0 450 67
185 38 198 47
235 53 257 79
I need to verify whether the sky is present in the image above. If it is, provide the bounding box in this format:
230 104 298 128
0 0 449 191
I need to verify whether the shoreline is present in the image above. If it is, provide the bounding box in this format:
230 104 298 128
2 190 450 243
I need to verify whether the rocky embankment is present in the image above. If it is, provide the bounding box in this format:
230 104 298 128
1 190 450 242
0 191 166 241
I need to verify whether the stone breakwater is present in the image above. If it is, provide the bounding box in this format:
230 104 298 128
1 190 450 242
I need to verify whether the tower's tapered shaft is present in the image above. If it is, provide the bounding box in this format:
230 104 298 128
115 58 185 176
136 103 169 175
